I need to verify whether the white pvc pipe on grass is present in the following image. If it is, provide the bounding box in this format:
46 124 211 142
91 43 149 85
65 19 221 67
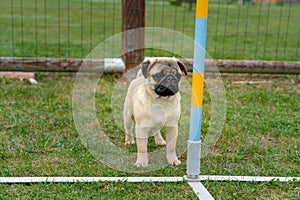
1 176 299 184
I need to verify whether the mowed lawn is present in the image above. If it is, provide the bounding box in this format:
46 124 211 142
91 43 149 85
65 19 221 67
0 73 299 199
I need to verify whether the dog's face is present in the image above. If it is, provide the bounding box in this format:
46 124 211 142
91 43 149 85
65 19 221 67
141 58 187 97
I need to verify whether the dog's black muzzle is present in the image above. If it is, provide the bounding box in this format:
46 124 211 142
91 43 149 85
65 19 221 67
154 75 179 97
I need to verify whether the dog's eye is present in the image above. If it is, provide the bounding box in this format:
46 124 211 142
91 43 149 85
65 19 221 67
176 72 182 80
153 73 163 80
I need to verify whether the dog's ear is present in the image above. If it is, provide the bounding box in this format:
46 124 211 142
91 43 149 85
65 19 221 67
141 60 151 78
177 60 188 75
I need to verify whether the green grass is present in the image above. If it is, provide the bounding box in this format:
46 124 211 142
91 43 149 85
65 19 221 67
0 0 299 60
0 73 299 199
0 181 196 199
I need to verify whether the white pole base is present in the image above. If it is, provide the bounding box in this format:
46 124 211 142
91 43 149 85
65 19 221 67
186 140 201 179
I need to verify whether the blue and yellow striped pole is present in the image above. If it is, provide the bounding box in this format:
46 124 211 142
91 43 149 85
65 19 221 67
186 0 208 179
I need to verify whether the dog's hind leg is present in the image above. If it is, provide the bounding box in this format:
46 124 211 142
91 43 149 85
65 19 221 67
124 111 135 145
154 130 166 146
123 96 135 144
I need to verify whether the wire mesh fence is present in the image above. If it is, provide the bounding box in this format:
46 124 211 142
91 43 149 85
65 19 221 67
0 0 299 61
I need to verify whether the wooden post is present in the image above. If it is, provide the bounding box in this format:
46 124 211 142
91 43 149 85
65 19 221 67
121 0 145 71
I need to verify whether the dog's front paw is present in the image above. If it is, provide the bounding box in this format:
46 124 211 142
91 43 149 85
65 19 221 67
167 157 181 166
171 159 181 166
134 161 149 167
135 153 149 167
125 134 135 145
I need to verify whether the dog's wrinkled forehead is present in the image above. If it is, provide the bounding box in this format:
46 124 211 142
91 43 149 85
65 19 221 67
141 58 187 79
150 60 179 74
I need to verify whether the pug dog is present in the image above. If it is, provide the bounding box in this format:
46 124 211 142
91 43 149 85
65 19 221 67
123 57 187 167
